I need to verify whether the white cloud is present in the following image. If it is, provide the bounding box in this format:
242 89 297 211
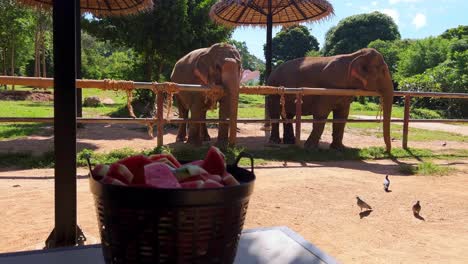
389 0 422 4
412 13 427 29
381 9 400 24
371 1 378 6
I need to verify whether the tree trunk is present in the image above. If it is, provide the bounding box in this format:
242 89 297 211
34 28 40 78
41 32 47 77
1 49 6 89
145 53 153 81
10 43 15 90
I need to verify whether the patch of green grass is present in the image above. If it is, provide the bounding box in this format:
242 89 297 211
238 94 264 107
206 107 264 118
0 101 53 117
82 88 128 105
2 146 466 170
398 161 455 176
350 102 405 118
0 123 46 140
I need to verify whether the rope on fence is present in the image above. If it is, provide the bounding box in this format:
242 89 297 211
204 85 224 110
102 79 136 118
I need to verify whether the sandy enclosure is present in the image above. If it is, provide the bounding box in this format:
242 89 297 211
0 123 467 263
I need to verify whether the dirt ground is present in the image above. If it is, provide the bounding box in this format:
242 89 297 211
0 123 467 263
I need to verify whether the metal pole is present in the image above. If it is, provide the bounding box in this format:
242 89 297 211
51 0 78 247
403 95 411 149
264 0 273 139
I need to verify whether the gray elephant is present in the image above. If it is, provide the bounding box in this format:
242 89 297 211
171 43 242 146
267 48 394 152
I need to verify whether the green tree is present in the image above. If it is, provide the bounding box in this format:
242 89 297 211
368 39 411 75
0 1 35 84
440 25 468 40
266 25 319 66
396 37 451 80
323 12 400 56
83 0 232 82
229 39 265 71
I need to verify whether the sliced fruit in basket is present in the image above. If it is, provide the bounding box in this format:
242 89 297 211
201 179 224 188
222 174 240 186
117 155 152 184
149 153 181 168
100 176 127 186
174 165 209 182
201 146 226 176
91 164 109 181
180 180 204 189
107 163 134 184
144 162 181 188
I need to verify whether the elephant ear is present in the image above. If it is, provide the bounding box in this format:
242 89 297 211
348 52 375 89
194 51 213 85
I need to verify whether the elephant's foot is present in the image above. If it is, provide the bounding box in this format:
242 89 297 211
330 142 347 150
304 139 320 149
268 136 281 144
283 137 296 144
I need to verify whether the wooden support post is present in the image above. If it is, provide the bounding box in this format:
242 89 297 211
229 84 239 146
157 91 164 147
295 93 302 146
403 95 411 149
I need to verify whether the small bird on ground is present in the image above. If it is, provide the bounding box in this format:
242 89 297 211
356 196 372 212
412 201 421 215
442 142 447 147
383 175 390 192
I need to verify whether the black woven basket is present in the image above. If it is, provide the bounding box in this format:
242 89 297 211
89 152 255 264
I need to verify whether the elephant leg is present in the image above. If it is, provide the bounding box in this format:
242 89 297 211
201 112 211 142
330 105 351 150
187 105 203 146
283 113 296 144
217 96 229 148
304 114 328 149
176 102 189 142
267 95 281 144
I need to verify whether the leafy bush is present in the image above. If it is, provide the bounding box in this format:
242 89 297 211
410 108 442 119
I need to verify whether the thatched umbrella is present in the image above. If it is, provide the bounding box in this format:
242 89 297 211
15 0 153 248
18 0 153 16
210 0 334 81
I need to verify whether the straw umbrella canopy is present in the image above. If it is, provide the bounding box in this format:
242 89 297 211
210 0 334 80
15 0 153 248
18 0 154 16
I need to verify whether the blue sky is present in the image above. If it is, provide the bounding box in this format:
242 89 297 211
232 0 468 60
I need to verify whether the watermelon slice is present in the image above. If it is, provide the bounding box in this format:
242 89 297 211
144 162 181 188
174 165 209 182
117 155 152 184
185 159 204 166
107 163 134 184
101 176 127 186
222 174 240 186
201 179 224 188
91 164 109 181
201 146 226 176
201 174 222 183
149 153 181 168
180 180 204 189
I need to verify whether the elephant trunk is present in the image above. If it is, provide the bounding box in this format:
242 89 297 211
382 90 393 153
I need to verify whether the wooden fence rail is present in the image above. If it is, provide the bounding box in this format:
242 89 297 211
0 76 467 149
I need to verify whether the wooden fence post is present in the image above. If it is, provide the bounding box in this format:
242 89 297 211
157 90 164 147
295 93 302 146
229 84 239 146
403 95 411 149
